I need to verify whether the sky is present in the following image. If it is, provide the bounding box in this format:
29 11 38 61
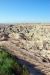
0 0 50 23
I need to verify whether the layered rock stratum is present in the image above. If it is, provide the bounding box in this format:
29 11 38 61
0 23 50 75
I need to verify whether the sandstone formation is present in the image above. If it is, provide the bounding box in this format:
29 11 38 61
0 23 50 75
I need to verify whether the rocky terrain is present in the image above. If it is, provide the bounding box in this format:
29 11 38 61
0 23 50 75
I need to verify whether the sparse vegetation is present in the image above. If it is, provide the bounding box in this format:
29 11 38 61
0 48 29 75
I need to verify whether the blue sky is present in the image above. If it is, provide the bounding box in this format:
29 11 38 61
0 0 50 23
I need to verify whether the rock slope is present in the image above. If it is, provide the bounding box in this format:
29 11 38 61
0 23 50 75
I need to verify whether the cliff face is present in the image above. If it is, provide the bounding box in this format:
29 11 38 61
0 24 50 75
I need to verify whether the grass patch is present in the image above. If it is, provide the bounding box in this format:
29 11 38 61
0 48 29 75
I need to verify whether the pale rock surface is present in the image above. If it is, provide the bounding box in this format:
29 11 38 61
9 32 20 39
0 24 50 75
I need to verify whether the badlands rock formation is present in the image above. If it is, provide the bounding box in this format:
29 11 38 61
0 23 50 75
